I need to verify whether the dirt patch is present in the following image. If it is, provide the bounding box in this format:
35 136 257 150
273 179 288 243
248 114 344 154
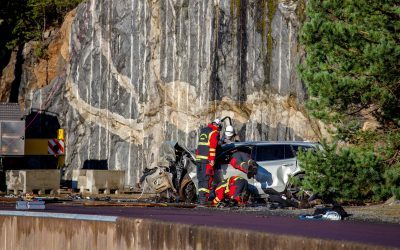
344 203 400 224
194 202 400 224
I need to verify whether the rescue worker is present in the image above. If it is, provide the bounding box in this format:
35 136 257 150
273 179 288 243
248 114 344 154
229 149 258 179
195 119 222 205
220 125 238 145
210 176 249 206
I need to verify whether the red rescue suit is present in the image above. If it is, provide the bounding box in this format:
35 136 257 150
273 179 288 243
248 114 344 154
212 176 249 205
195 123 220 204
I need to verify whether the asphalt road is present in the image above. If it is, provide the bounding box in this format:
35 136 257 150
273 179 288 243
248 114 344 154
1 202 399 248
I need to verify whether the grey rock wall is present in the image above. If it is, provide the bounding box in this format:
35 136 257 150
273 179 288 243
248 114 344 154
25 0 320 186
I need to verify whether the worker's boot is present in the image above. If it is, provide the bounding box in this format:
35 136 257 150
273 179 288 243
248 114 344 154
198 191 213 206
198 195 207 206
197 200 213 207
228 199 238 207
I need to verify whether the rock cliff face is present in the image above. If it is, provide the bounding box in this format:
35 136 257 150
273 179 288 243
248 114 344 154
0 51 16 102
18 0 321 185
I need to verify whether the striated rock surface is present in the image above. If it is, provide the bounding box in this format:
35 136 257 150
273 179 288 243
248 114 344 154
0 50 17 102
16 0 321 185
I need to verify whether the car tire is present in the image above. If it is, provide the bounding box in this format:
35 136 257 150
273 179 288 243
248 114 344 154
179 174 197 203
287 173 313 205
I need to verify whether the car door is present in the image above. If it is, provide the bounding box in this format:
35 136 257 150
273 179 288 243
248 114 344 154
252 144 296 194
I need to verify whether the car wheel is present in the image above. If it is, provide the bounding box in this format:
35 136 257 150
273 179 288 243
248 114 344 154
179 174 197 203
287 173 313 206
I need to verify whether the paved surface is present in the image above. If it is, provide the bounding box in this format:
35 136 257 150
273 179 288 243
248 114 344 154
1 202 400 248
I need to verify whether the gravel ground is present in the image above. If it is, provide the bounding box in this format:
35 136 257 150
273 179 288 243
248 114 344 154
193 201 400 224
3 192 400 224
344 202 400 224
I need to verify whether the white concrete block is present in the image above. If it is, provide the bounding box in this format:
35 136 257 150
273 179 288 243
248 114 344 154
75 170 125 194
6 170 60 194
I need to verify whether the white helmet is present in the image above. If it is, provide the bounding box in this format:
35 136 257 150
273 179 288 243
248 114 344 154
212 118 221 125
225 125 235 137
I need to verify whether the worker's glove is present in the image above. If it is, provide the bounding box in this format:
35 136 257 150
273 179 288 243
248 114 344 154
206 164 214 176
249 160 258 170
247 169 254 179
247 160 258 179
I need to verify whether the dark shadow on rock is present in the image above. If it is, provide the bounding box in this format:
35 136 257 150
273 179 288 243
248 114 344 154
209 5 225 102
237 0 248 103
82 159 108 170
0 49 11 81
9 44 23 103
25 109 61 139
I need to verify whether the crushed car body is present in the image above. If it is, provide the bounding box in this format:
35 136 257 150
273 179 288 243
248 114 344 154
137 141 198 202
138 140 320 206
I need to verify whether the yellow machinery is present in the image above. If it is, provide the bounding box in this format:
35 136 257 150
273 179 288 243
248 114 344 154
24 129 65 168
0 105 65 169
0 105 65 191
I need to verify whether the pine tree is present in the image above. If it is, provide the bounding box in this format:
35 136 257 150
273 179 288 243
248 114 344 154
298 0 400 202
299 0 400 127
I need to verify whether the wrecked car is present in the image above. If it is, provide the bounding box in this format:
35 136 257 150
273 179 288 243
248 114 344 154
138 140 319 205
137 141 198 202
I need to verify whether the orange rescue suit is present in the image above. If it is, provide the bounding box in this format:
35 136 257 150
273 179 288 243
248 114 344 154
212 176 248 205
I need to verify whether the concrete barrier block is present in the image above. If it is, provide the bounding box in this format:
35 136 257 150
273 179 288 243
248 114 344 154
72 170 87 190
6 171 24 195
76 170 125 194
6 170 60 194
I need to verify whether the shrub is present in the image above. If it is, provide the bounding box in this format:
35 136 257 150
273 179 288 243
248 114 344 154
298 132 400 202
298 141 385 202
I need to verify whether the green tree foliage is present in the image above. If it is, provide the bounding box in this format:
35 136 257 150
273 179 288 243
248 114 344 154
298 137 400 201
299 0 400 127
0 1 29 51
0 0 82 50
298 0 400 202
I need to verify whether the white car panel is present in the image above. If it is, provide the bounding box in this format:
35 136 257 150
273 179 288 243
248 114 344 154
254 158 296 193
